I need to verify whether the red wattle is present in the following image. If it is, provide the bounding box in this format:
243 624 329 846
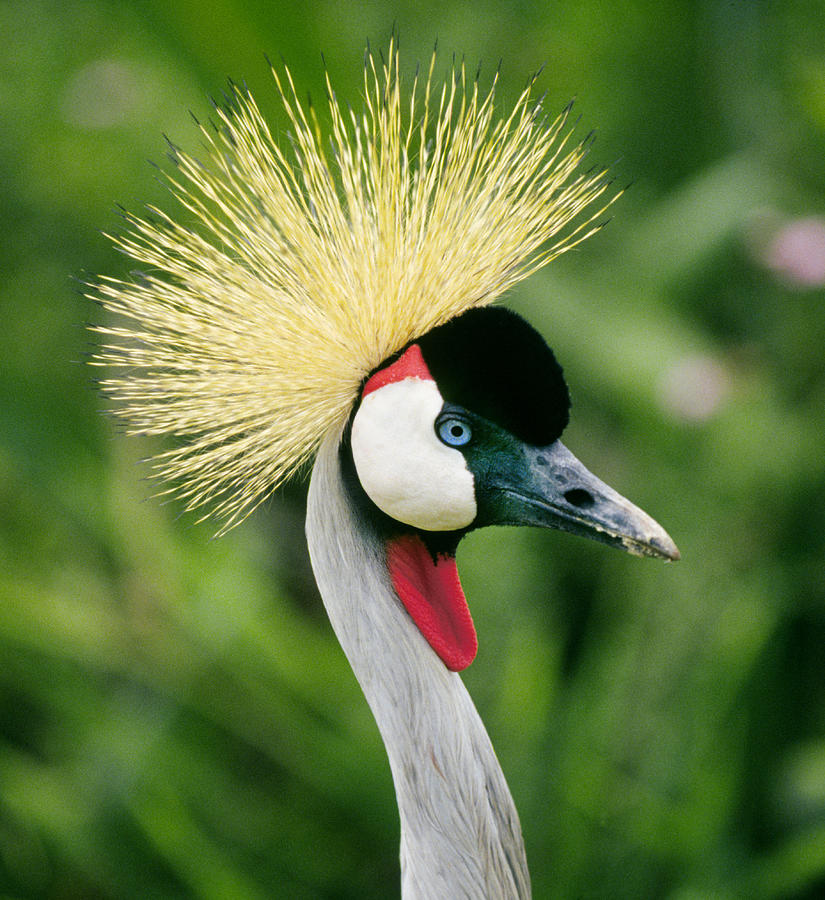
386 534 478 671
363 344 433 396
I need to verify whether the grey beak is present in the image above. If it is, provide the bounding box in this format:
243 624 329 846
488 441 680 561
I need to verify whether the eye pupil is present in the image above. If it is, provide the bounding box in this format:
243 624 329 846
437 415 472 447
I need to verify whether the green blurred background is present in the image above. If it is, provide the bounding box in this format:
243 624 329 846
2 0 825 897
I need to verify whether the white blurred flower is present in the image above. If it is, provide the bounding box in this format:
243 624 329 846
657 354 731 422
760 216 825 288
60 58 150 130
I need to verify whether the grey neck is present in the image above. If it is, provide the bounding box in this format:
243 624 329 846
306 433 530 899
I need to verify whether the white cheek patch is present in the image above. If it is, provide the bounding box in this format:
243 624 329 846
351 378 477 531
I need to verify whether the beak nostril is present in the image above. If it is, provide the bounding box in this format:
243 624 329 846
564 488 595 509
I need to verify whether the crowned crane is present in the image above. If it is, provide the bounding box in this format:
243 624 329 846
92 42 678 899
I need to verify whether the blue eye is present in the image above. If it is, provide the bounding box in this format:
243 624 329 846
437 416 472 447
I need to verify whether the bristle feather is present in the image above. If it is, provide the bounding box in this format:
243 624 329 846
89 42 615 533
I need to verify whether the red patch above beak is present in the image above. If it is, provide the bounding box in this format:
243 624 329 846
386 533 478 671
363 343 433 397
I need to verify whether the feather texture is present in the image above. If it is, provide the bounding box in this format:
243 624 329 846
90 39 614 531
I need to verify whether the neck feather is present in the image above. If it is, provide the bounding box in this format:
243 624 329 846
306 434 530 899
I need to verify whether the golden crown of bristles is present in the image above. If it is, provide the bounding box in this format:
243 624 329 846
90 41 615 533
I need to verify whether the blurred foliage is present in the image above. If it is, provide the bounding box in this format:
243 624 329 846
2 0 825 897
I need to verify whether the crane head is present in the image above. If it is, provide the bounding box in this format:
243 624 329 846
348 306 679 670
89 42 674 687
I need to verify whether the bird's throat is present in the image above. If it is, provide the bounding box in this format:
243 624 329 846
385 534 478 671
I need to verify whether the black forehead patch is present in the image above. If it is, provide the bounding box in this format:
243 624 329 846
415 307 570 446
